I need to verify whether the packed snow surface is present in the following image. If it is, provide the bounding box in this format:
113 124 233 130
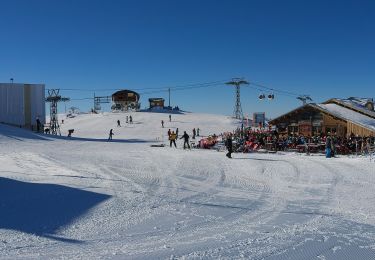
1 111 375 259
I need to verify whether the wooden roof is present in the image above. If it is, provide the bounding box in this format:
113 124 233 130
323 98 375 119
112 90 140 101
149 98 165 102
269 103 375 133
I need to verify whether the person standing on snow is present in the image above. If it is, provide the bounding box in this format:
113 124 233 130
36 117 41 132
180 131 190 149
225 134 233 158
192 128 196 139
325 134 332 158
167 129 171 138
108 129 114 141
117 120 121 127
169 131 177 148
197 128 200 136
129 115 133 124
161 120 164 128
126 116 129 123
169 114 172 122
176 128 179 138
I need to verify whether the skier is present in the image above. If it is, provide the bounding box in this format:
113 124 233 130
169 114 171 122
108 129 114 141
197 128 200 137
192 128 196 139
325 134 332 158
67 129 74 137
176 128 179 138
225 134 233 158
129 115 133 124
117 120 121 127
180 131 190 149
169 131 177 148
167 129 171 138
161 120 164 128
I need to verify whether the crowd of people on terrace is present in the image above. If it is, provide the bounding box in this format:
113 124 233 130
197 126 375 156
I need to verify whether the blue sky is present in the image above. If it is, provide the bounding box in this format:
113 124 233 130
0 0 374 118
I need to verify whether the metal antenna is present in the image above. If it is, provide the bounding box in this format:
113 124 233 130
46 89 70 135
226 78 249 119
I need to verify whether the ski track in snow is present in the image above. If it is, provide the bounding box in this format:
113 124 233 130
1 112 375 259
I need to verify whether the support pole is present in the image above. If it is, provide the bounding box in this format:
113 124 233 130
168 88 171 108
226 78 249 119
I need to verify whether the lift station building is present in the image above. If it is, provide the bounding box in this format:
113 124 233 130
0 83 45 129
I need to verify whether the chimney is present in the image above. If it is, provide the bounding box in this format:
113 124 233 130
365 98 374 111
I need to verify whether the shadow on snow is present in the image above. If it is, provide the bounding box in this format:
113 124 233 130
0 124 51 142
64 136 153 143
0 124 154 144
231 157 281 162
0 177 111 243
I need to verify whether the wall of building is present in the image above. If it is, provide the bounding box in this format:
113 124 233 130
150 101 164 108
29 84 46 126
347 121 375 137
0 83 45 128
322 114 347 137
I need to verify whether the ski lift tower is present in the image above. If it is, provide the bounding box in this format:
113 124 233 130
226 78 249 119
94 93 111 112
297 95 313 105
46 89 70 135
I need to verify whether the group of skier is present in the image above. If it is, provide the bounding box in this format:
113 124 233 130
109 115 134 141
161 114 172 128
107 114 234 159
105 116 236 160
117 116 133 127
167 128 192 149
165 126 203 149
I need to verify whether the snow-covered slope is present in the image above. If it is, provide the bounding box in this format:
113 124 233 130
58 111 239 140
1 112 375 259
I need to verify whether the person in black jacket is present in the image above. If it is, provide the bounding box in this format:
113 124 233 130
108 129 114 141
180 131 190 149
36 117 41 132
225 134 233 158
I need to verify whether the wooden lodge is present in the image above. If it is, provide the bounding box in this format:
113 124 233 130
111 90 140 111
149 98 165 109
269 97 375 137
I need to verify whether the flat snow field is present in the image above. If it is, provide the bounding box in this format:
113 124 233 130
1 112 375 259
